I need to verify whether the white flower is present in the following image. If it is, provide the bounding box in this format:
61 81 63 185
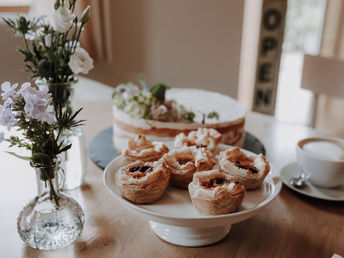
124 101 145 118
44 34 52 47
0 105 16 131
68 47 93 74
116 83 140 99
0 131 4 143
25 30 36 40
36 27 45 37
51 7 75 33
1 82 18 100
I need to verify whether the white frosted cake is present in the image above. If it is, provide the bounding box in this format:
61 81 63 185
112 84 245 152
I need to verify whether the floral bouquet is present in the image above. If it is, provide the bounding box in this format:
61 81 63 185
3 0 93 83
0 81 85 249
3 0 93 134
112 74 219 123
0 80 82 169
3 0 94 189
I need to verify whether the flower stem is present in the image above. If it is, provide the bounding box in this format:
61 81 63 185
48 177 60 207
41 167 60 207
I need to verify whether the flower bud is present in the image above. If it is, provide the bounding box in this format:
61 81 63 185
54 0 60 9
80 5 90 24
69 0 76 6
18 16 29 33
38 60 50 74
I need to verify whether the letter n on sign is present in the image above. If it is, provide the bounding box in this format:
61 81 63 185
252 0 286 115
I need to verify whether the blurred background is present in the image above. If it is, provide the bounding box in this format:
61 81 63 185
0 0 343 138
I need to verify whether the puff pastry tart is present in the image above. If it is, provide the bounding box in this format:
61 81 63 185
188 169 245 215
122 134 169 162
219 147 270 189
115 160 170 204
174 128 222 152
163 147 216 189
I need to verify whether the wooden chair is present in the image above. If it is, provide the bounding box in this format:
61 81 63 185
300 54 344 127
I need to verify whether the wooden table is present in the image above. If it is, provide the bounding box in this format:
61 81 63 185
1 78 343 257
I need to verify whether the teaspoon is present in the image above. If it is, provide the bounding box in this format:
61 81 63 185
289 170 309 188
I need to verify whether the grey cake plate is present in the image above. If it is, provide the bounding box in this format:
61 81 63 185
89 127 266 170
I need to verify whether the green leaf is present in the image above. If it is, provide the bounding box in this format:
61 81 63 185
57 143 72 154
149 83 170 103
6 151 31 161
31 153 52 166
207 111 219 120
138 73 148 91
185 112 195 122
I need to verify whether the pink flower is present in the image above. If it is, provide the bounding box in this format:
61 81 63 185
40 104 56 124
16 82 31 97
22 84 56 124
1 82 18 100
0 105 16 130
36 84 51 99
24 94 47 119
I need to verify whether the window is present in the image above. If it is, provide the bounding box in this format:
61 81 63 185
275 0 327 124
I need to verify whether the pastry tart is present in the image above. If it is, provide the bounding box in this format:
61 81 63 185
163 147 216 189
115 160 170 204
122 134 169 162
188 169 245 215
219 147 270 189
174 128 222 152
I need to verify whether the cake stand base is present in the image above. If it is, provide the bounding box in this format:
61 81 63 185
149 221 231 247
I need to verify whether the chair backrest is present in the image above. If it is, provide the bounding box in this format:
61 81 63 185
301 54 344 98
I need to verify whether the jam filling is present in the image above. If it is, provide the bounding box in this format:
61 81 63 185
235 161 258 174
177 158 193 165
128 165 153 178
185 142 207 148
202 177 229 188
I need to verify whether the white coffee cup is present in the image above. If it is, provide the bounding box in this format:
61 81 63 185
296 137 344 188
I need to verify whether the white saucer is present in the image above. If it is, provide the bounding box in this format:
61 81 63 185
280 162 344 201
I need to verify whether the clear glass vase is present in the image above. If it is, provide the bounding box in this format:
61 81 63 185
36 79 86 190
17 159 85 250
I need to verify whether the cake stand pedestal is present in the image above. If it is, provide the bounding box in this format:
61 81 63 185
150 221 231 247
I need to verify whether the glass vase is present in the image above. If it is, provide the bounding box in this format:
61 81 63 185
36 79 86 190
17 159 84 250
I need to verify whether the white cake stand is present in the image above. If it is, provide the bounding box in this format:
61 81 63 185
103 146 281 247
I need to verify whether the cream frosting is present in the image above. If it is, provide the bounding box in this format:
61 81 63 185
112 88 245 151
113 88 245 130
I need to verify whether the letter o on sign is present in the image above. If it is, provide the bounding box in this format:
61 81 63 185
263 9 281 31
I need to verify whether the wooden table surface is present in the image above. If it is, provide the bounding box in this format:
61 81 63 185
0 79 343 258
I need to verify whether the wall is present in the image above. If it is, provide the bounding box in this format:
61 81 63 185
0 17 30 85
87 0 244 98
